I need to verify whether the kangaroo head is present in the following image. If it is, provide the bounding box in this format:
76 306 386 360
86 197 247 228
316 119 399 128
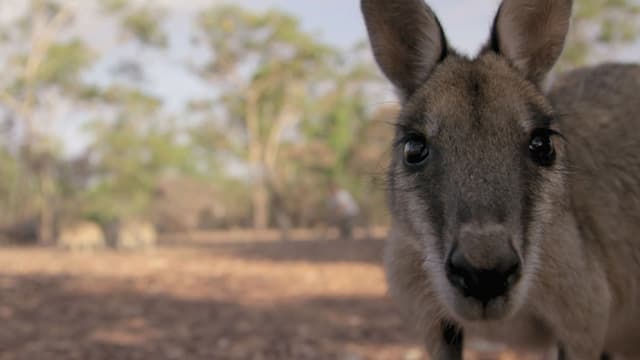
362 0 572 321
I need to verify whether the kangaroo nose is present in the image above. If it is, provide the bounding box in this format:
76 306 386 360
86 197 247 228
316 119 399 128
446 248 521 303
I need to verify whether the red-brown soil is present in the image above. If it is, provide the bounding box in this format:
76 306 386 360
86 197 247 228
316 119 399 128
0 230 543 359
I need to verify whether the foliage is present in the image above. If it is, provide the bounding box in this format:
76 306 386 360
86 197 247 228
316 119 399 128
35 41 94 87
123 8 167 47
101 0 167 48
196 5 384 228
101 0 128 13
76 84 200 224
560 0 640 68
0 0 638 235
83 113 198 224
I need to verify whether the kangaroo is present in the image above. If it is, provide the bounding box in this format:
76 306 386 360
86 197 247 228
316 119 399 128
361 0 640 359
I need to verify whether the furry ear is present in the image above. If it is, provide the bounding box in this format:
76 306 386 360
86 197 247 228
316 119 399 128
488 0 572 85
361 0 448 99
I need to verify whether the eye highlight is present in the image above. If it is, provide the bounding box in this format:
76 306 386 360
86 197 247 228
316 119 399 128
403 134 430 167
528 129 556 167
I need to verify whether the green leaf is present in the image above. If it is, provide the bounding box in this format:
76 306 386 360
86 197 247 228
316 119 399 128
123 7 167 47
35 40 94 86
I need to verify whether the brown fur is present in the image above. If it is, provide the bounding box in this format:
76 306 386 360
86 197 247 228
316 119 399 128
494 0 572 84
361 0 446 98
361 0 640 359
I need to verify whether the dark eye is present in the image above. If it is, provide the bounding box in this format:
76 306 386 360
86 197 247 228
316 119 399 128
403 134 429 166
529 129 556 166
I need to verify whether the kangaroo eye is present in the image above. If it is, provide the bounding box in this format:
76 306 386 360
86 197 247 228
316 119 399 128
403 135 429 166
529 129 556 167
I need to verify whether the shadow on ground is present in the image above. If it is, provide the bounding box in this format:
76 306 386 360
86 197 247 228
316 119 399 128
162 232 388 265
0 273 413 360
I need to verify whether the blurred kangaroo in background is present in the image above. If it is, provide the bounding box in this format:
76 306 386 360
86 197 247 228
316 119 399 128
361 0 640 359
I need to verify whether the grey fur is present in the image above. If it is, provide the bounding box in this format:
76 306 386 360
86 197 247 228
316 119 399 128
361 0 640 359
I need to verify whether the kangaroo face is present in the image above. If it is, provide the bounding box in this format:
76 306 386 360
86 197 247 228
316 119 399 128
362 0 572 321
389 54 567 321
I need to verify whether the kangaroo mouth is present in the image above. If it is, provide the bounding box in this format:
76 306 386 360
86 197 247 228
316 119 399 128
448 289 515 321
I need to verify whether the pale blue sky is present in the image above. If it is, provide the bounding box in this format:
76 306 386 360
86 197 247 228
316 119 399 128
229 0 502 53
146 0 501 51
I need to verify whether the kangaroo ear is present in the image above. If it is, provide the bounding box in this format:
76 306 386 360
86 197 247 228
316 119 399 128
361 0 448 99
489 0 572 85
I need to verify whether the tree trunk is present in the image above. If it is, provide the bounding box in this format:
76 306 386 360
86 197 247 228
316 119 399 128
37 173 55 245
38 200 54 244
246 85 270 230
252 177 269 229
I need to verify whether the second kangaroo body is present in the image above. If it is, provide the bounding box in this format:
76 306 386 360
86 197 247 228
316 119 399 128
361 0 640 359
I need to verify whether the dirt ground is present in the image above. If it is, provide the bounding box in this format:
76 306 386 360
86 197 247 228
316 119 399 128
0 229 542 360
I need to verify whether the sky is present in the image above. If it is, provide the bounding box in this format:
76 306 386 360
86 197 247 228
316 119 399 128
142 0 502 52
232 0 502 52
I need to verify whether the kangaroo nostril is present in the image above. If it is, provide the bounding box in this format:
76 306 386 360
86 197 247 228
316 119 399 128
504 261 521 287
446 258 469 291
446 252 476 293
445 250 521 303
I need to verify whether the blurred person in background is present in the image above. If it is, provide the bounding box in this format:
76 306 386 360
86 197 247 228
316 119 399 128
269 183 292 241
327 182 360 240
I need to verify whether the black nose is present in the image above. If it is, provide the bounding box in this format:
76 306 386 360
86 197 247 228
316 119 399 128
446 249 521 304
